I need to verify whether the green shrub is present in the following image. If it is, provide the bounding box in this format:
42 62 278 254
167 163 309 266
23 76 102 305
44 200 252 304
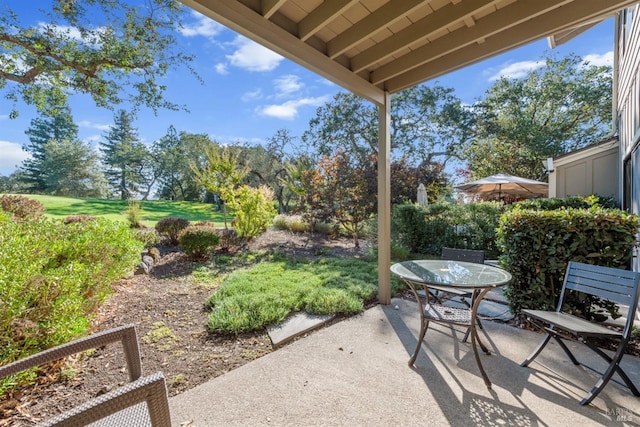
272 214 311 233
0 218 143 368
0 194 45 221
227 185 277 238
514 194 617 210
63 215 97 224
272 215 288 230
135 227 160 248
179 225 221 260
126 199 143 228
313 221 334 235
155 217 191 245
392 202 506 257
497 207 637 318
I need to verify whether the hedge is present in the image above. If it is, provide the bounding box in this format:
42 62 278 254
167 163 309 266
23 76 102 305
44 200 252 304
496 207 638 319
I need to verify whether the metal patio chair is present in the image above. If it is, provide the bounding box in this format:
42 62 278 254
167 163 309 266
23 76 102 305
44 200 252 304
428 248 486 342
520 261 640 405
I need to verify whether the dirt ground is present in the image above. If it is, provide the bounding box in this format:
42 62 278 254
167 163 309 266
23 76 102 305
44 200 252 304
1 229 638 425
0 230 370 426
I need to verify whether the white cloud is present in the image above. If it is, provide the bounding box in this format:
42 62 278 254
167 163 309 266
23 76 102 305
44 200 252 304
582 51 613 67
0 141 29 175
241 89 263 102
214 63 228 75
85 134 104 146
488 60 545 81
259 96 330 120
274 75 303 97
179 11 224 38
226 36 283 72
38 22 83 40
78 120 110 131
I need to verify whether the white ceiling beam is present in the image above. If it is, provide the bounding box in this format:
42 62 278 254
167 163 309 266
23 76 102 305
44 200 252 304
385 0 638 92
261 0 287 19
371 0 574 85
548 20 603 48
350 0 498 73
327 0 426 59
180 0 385 106
298 0 357 42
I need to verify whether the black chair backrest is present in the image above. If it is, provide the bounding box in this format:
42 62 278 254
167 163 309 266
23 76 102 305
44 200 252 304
441 247 485 264
561 261 640 308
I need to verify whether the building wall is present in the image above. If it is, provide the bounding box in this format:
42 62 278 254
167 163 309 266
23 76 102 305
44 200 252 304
549 140 619 201
616 4 640 270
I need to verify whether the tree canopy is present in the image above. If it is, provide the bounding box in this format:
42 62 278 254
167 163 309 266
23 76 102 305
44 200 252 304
464 53 612 180
303 86 472 168
0 0 196 118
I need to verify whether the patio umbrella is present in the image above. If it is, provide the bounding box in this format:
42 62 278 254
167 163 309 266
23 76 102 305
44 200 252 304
455 174 548 200
417 183 428 206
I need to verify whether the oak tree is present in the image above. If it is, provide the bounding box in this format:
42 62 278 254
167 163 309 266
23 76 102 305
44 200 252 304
1 0 196 118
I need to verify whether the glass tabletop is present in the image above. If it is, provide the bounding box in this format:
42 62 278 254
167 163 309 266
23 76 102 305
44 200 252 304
390 260 512 289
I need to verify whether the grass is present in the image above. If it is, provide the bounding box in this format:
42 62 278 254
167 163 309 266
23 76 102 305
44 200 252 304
204 257 405 334
8 194 226 227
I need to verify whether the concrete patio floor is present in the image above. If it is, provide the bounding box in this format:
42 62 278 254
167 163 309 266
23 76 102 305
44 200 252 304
170 297 640 426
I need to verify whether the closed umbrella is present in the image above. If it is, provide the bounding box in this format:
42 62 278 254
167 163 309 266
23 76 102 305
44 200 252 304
455 174 548 200
417 183 428 206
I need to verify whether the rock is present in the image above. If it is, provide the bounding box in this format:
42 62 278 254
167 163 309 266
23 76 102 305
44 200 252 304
142 255 154 267
135 262 150 275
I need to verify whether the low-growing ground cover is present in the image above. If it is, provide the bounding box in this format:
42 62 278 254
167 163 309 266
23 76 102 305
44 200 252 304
203 257 380 333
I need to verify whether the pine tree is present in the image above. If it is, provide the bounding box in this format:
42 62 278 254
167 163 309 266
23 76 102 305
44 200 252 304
20 107 79 192
101 110 148 200
42 139 107 198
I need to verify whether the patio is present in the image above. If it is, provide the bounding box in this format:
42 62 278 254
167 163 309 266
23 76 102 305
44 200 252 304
169 297 639 426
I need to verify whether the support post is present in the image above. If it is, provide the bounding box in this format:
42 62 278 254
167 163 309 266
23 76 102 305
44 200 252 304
377 92 391 304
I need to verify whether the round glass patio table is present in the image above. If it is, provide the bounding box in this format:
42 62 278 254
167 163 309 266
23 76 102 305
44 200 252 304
391 260 512 389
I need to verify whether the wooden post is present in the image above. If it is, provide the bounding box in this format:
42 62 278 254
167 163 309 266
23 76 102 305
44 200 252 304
378 92 391 304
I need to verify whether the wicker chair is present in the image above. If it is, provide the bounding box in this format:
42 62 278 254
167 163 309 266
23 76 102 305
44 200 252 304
0 325 171 426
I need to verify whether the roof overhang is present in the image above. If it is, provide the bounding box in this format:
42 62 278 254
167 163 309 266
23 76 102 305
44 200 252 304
180 0 638 106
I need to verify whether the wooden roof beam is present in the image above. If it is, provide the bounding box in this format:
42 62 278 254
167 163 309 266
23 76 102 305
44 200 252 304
385 0 638 92
298 0 358 42
350 0 498 73
370 0 573 85
327 0 427 59
181 0 386 105
261 0 287 19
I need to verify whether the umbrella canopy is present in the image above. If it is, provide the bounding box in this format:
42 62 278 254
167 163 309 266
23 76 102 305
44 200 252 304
417 183 428 207
456 174 548 200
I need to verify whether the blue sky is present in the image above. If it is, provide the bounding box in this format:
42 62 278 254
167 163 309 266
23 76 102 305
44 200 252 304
0 5 616 177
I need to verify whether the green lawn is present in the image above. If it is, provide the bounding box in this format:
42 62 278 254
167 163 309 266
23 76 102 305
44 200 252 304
8 194 226 227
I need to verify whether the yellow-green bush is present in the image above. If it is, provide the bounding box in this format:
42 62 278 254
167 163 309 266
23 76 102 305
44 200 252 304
227 185 277 238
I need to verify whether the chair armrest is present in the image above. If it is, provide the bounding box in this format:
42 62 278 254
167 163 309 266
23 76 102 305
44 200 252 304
41 372 171 427
0 325 142 382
